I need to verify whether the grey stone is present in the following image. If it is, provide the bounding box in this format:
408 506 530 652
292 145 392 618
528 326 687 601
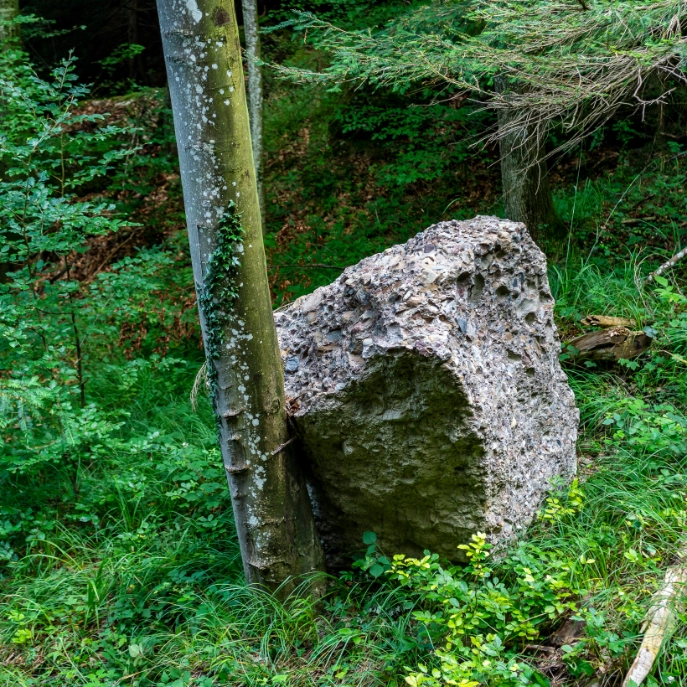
284 356 300 374
275 216 578 567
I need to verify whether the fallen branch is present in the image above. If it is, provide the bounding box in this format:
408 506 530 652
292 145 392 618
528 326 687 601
620 216 656 226
581 315 637 329
622 545 687 687
270 436 296 456
646 245 687 283
524 644 556 654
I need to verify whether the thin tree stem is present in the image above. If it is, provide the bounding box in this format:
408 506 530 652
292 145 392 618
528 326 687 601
242 0 264 217
64 256 85 408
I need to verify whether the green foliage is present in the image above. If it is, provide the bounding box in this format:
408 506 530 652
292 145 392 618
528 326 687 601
98 43 146 75
261 81 497 303
602 397 687 458
0 52 129 472
351 492 584 687
5 5 687 687
276 0 687 159
195 202 246 410
0 44 197 485
336 102 487 186
338 266 687 686
266 0 421 30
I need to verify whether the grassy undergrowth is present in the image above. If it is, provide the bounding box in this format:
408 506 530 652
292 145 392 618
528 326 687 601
2 259 687 687
4 25 687 687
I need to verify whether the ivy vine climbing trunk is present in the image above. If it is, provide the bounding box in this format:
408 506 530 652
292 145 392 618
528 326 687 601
241 0 264 217
495 77 565 244
156 0 324 594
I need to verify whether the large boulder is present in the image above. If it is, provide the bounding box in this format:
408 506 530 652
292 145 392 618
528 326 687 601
274 216 578 566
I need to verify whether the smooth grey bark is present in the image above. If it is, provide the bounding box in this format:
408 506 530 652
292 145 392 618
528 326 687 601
156 0 324 594
496 78 565 244
241 0 264 217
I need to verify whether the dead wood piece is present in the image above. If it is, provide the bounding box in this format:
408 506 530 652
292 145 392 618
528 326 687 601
567 327 651 362
524 644 557 654
549 617 586 647
622 546 687 687
646 245 687 283
270 436 296 456
581 315 637 329
621 216 656 226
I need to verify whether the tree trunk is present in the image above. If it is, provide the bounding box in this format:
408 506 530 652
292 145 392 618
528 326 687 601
496 78 565 244
126 0 139 81
0 0 18 43
155 0 324 594
241 0 264 217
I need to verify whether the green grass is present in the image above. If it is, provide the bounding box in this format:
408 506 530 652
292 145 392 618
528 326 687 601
5 76 687 685
3 254 687 686
6 19 687 684
0 355 424 686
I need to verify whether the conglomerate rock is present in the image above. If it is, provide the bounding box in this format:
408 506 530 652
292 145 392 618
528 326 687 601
274 216 578 566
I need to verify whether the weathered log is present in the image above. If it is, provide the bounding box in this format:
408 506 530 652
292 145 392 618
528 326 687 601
622 545 687 687
580 315 637 329
567 327 651 362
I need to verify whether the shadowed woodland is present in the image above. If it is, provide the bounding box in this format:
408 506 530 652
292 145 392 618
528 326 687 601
3 1 687 686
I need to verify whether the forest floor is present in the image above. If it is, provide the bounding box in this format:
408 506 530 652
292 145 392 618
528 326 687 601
3 74 687 687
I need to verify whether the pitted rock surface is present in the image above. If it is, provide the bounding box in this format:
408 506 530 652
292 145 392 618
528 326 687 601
274 216 578 566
